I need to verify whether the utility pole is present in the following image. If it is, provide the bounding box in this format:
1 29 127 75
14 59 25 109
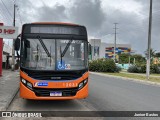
93 39 95 60
11 4 17 71
146 0 153 80
113 23 118 62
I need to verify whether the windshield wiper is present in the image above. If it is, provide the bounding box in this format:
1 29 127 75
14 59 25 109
37 36 51 57
36 44 39 68
61 39 73 57
60 46 62 65
59 39 73 66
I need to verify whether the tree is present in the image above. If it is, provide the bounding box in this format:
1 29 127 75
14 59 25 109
130 54 146 65
155 52 160 57
144 48 156 59
118 53 129 64
119 53 145 65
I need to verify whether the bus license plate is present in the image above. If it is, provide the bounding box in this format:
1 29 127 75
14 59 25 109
50 91 62 96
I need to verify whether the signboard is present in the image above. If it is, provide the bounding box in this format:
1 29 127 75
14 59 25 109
0 26 18 39
57 61 65 70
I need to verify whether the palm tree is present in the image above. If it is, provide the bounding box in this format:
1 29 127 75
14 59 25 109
145 48 156 59
155 52 160 57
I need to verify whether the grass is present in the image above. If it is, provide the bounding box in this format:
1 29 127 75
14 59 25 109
102 72 160 83
121 71 160 77
150 74 160 76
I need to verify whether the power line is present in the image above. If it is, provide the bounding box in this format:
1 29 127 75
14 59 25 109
0 0 13 19
0 0 13 24
0 6 12 23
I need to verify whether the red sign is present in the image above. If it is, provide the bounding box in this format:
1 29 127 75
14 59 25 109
0 29 15 34
0 26 18 39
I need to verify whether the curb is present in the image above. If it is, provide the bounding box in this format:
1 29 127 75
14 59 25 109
120 72 160 78
90 72 160 87
2 87 19 111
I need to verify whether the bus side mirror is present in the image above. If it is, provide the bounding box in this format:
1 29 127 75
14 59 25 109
15 37 20 51
88 44 91 55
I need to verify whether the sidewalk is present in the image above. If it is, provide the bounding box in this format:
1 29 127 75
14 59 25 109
0 70 19 111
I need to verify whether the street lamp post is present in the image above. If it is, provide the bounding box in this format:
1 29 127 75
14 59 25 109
11 4 17 71
114 23 118 63
146 0 153 80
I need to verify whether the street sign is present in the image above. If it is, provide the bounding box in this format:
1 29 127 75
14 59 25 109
0 26 18 39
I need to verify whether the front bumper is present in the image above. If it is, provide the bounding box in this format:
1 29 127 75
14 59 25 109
20 82 88 100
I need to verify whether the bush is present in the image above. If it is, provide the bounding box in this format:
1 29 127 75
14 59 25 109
127 65 139 73
150 64 160 74
139 64 146 73
128 64 160 74
89 59 120 72
115 66 122 73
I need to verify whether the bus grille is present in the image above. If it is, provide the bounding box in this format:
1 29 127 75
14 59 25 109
29 73 81 80
33 87 78 97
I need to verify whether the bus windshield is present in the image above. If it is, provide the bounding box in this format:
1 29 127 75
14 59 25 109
21 39 87 70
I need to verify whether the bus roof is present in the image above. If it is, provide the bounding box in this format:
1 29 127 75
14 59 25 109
31 22 80 26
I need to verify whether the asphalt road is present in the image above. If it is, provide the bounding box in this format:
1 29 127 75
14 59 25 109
5 73 160 120
87 73 160 111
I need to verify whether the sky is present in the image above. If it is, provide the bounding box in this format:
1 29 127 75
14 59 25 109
0 0 160 55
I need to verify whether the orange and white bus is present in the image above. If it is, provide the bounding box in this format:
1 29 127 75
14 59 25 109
15 22 89 100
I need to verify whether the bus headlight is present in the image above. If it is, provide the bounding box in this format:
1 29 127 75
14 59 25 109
26 82 33 90
21 78 33 90
78 82 84 90
84 79 88 84
21 78 26 84
78 78 88 90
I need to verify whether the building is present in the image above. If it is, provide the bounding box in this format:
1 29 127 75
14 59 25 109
89 39 131 61
102 43 131 59
89 39 101 60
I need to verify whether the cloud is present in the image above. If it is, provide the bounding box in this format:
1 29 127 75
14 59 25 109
68 0 106 36
1 0 160 54
96 0 160 54
36 4 67 22
16 0 36 24
136 0 160 53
